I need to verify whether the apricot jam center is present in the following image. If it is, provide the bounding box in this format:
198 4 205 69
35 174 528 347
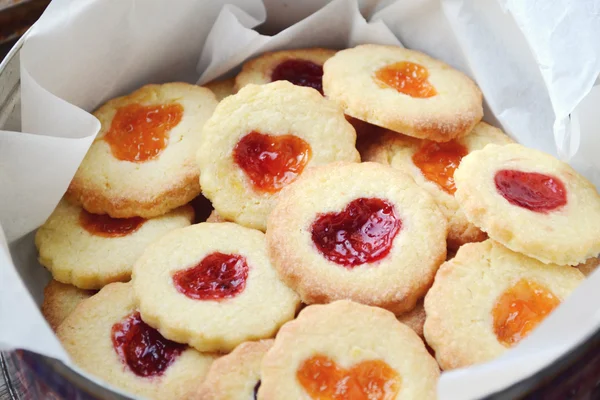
493 279 560 347
111 312 184 377
79 209 145 237
233 131 312 193
271 59 324 94
297 355 401 400
104 103 183 162
375 61 437 98
311 198 401 267
412 140 469 194
172 252 248 301
494 170 567 213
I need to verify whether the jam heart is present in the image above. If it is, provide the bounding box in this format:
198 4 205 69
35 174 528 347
296 355 401 400
412 140 469 194
271 59 325 94
233 131 312 193
375 61 437 98
494 170 567 213
310 198 402 267
79 209 145 237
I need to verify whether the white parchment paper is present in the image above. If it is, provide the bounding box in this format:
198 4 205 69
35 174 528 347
1 0 599 398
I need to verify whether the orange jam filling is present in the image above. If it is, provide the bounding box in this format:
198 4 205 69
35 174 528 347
296 355 401 400
493 279 560 347
375 61 437 98
79 209 145 237
104 103 183 162
412 140 468 194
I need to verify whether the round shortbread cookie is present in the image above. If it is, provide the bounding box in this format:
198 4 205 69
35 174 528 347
205 78 235 102
132 222 300 352
363 122 513 249
56 282 215 400
577 257 600 277
259 300 439 400
266 162 447 314
424 240 584 370
323 44 483 141
197 81 360 231
195 340 273 400
234 48 336 94
206 210 228 223
67 83 218 218
454 143 600 265
35 200 194 289
398 299 426 340
41 280 95 331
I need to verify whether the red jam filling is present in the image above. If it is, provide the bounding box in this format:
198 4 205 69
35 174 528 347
271 59 324 94
79 209 145 237
172 252 249 301
493 279 560 347
296 355 401 400
233 131 312 193
494 170 567 213
412 140 469 194
111 312 184 377
375 61 437 98
104 103 183 162
310 198 401 267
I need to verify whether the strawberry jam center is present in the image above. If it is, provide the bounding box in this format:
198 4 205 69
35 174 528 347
111 312 184 377
375 61 437 98
233 131 312 193
493 279 560 347
104 103 183 162
79 209 145 237
412 140 469 194
172 252 248 301
494 170 567 213
271 59 324 94
297 355 401 400
311 198 401 267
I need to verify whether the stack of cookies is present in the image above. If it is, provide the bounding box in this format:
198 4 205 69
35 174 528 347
35 44 600 400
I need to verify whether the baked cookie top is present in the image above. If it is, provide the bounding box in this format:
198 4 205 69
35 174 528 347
35 199 194 289
424 240 584 370
398 299 426 340
234 48 336 94
323 44 483 141
205 78 235 102
454 143 600 266
67 83 218 218
363 122 513 249
266 162 447 314
132 222 300 352
41 280 94 331
56 282 215 400
195 340 273 400
197 81 360 231
259 300 439 400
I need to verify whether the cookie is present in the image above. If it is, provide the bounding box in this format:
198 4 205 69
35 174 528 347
205 78 235 101
35 200 194 289
56 282 215 400
363 122 513 249
259 300 439 400
266 162 447 314
424 240 584 370
132 222 300 352
234 48 336 94
454 143 600 265
398 299 426 340
195 340 273 400
206 210 227 223
41 280 95 331
323 44 483 141
67 83 218 218
197 81 360 231
577 257 600 277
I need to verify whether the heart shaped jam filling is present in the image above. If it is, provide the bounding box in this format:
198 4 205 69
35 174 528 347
297 355 401 400
493 279 560 347
111 312 185 377
311 198 401 267
412 140 469 194
79 209 145 237
104 103 183 162
233 131 312 193
172 252 249 301
271 59 324 94
375 61 437 98
494 170 567 213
